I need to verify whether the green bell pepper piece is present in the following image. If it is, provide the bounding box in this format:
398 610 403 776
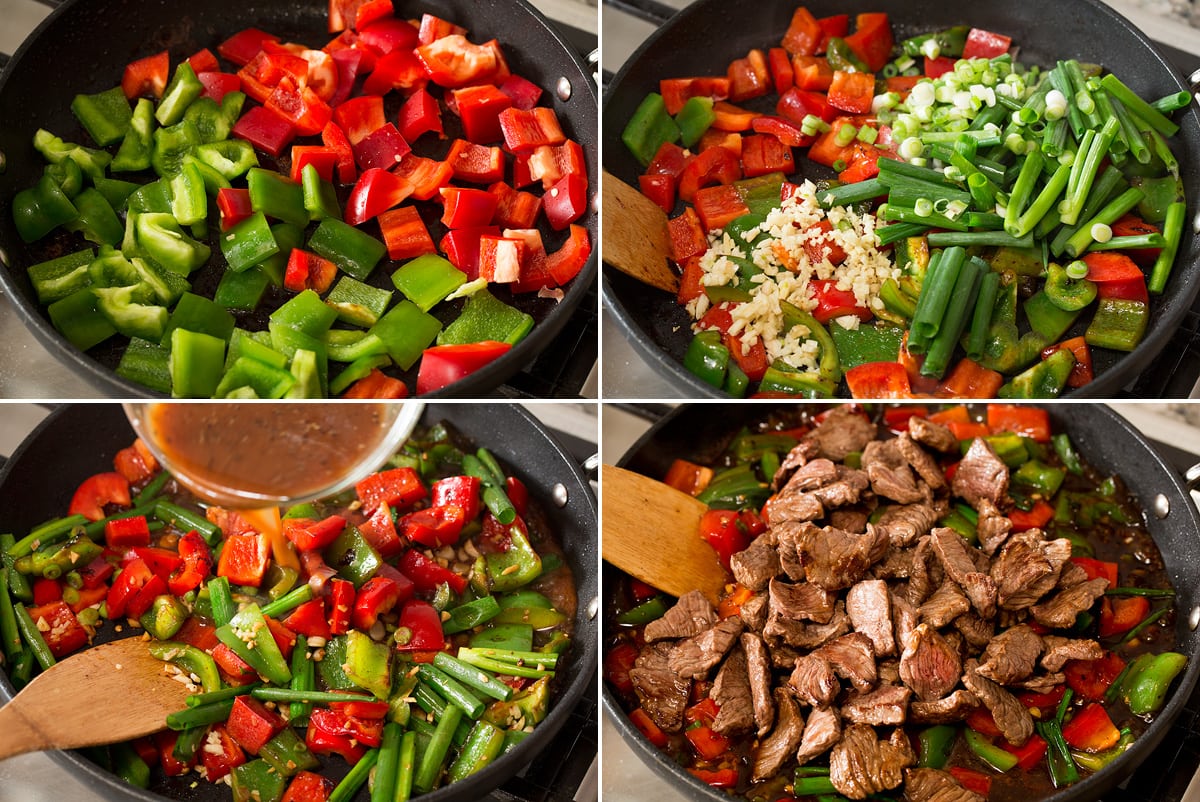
829 323 905 369
214 266 271 311
163 292 235 344
724 213 771 258
194 139 259 180
683 330 729 389
226 329 288 371
12 174 78 243
45 158 83 199
675 96 715 149
215 356 296 399
231 759 286 802
136 212 211 275
978 278 1044 373
183 96 230 144
703 255 761 304
317 635 356 690
149 641 222 693
71 85 133 146
902 26 970 58
308 218 387 280
48 289 115 350
1024 290 1082 342
392 254 467 312
1014 459 1067 497
330 354 392 394
28 248 95 304
271 289 338 337
93 176 141 211
254 222 303 286
129 256 190 306
151 119 202 179
437 289 534 346
965 727 1019 772
325 276 393 327
127 180 172 214
62 188 123 247
168 160 208 226
246 168 308 228
734 173 786 217
1085 297 1148 351
33 128 111 181
117 337 172 393
301 162 341 221
781 300 842 382
345 629 392 698
286 348 323 398
826 37 869 71
998 347 1075 399
221 211 280 272
94 284 169 341
271 325 329 390
259 728 319 778
916 725 957 769
369 300 442 369
622 92 681 167
216 603 292 685
1131 174 1184 224
1044 262 1097 311
324 525 381 587
469 623 533 652
879 278 918 320
140 594 188 640
111 742 151 789
111 98 156 173
183 154 232 196
324 330 388 362
156 61 204 126
723 361 749 397
1125 652 1188 715
485 523 542 592
168 328 226 397
757 365 838 397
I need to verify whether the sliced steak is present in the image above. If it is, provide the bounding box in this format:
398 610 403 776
842 683 912 726
815 632 878 692
629 642 690 732
730 536 781 591
847 579 896 656
782 458 839 491
909 690 980 724
880 502 944 548
751 688 805 783
768 577 836 624
873 547 915 580
909 417 958 453
892 592 920 656
919 581 971 629
931 529 996 619
991 533 1072 611
765 488 825 525
807 406 877 461
774 521 811 580
743 633 775 737
739 593 769 631
668 617 744 679
1058 561 1090 589
898 433 946 490
952 438 1009 509
1030 578 1109 629
975 500 1013 556
774 438 820 489
1041 636 1105 672
709 647 755 735
831 508 870 534
789 653 840 707
954 613 994 650
810 466 871 508
766 601 852 650
643 590 716 642
976 624 1043 685
900 624 962 702
862 437 906 472
868 462 926 505
906 537 941 605
962 659 1034 745
903 768 986 802
800 525 890 590
795 706 842 765
1010 672 1066 692
829 724 914 800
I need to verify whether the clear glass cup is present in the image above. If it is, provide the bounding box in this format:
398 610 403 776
123 401 425 508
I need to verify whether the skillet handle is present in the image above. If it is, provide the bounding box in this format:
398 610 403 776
1185 463 1200 493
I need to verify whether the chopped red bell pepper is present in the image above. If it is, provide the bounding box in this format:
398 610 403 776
844 12 894 72
354 0 394 33
79 556 115 590
355 17 419 55
282 770 334 802
184 47 218 75
154 730 196 777
417 13 467 45
218 28 280 67
266 77 333 136
374 206 434 261
1062 703 1122 752
660 76 730 116
321 121 357 184
1008 500 1055 532
305 710 368 765
639 174 676 214
1099 595 1151 638
629 708 669 748
112 442 155 484
328 578 355 636
343 369 409 399
441 186 498 229
451 141 505 185
69 472 131 522
331 96 386 145
355 502 401 557
232 105 296 157
1065 651 1127 701
350 575 407 631
777 89 836 135
227 695 287 755
431 476 482 523
352 123 411 171
677 146 741 203
167 530 212 595
698 509 749 572
505 229 554 294
685 724 731 760
398 550 466 595
546 224 591 285
452 84 513 144
1082 251 1149 304
122 50 170 100
647 141 694 178
504 476 528 519
845 361 913 399
828 70 877 114
398 88 444 143
217 532 271 587
750 115 809 148
328 696 391 719
741 134 795 178
543 172 588 231
283 598 332 640
767 47 795 94
394 153 454 200
490 181 542 229
440 225 501 277
604 642 640 695
963 28 1013 59
394 598 446 651
709 100 758 132
416 342 513 395
1071 557 1119 586
478 235 527 283
498 73 542 110
199 724 246 782
925 56 957 79
284 249 339 294
213 641 260 686
32 578 62 606
810 278 869 322
987 404 1052 441
401 506 466 549
937 358 1006 399
345 168 414 226
691 185 748 234
415 34 499 88
791 55 834 92
104 515 151 548
283 516 346 553
497 107 565 153
1041 336 1095 389
356 467 426 514
290 145 339 184
781 6 823 56
948 767 991 797
726 48 770 103
217 187 255 231
816 14 851 49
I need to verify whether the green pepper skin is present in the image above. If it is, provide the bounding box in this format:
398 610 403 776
486 523 542 592
12 175 78 243
1125 652 1188 715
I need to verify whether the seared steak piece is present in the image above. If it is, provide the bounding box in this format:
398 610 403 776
1041 636 1105 672
768 577 836 624
1058 561 1090 589
1030 578 1109 629
976 624 1043 685
774 521 811 580
789 653 840 707
903 768 986 802
731 536 781 591
909 690 980 724
962 659 1034 745
975 500 1013 556
919 581 971 629
862 437 906 472
952 438 1008 509
751 688 805 782
880 502 944 548
668 617 744 679
782 458 839 491
842 684 912 726
898 433 946 490
810 466 871 508
830 725 914 800
630 642 690 732
739 593 769 631
774 438 820 489
1010 672 1066 692
795 706 841 765
766 601 852 650
954 613 994 650
765 488 825 525
868 461 927 504
815 633 878 692
874 547 915 580
807 406 877 461
831 508 870 534
800 525 890 590
643 590 716 642
847 579 896 656
900 624 962 702
909 417 958 453
769 641 803 669
931 529 996 619
906 537 941 605
892 593 920 656
709 647 755 735
991 533 1072 610
743 633 775 737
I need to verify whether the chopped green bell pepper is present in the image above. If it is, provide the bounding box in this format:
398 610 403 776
163 292 235 344
194 139 259 180
247 168 308 228
136 212 211 275
622 92 681 167
129 256 190 306
830 323 905 369
45 158 83 199
325 276 393 327
71 85 133 146
437 289 533 346
1044 262 1097 311
221 211 280 272
271 289 338 337
94 284 169 341
231 759 286 802
216 603 292 685
127 180 172 214
998 347 1075 399
259 728 319 778
1085 297 1148 351
151 119 201 179
369 300 442 369
117 337 172 393
256 222 303 286
214 266 271 311
757 365 838 397
12 174 78 243
156 61 204 126
683 330 730 389
781 300 842 382
301 162 341 221
215 356 296 399
168 160 208 226
33 129 111 181
286 348 323 398
675 96 715 149
62 188 123 247
325 330 389 363
329 353 392 394
485 523 542 592
183 96 230 144
308 218 387 280
140 594 188 640
392 254 467 312
324 525 381 587
48 288 115 350
111 98 156 173
168 327 226 397
93 176 140 211
149 641 221 693
344 629 392 698
28 248 95 304
704 255 761 304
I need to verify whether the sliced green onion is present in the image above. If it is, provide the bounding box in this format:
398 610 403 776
1091 223 1113 243
1065 260 1089 280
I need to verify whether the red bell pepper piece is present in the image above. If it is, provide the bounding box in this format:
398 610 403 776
751 115 809 147
394 153 454 200
394 598 446 650
306 712 367 765
646 142 694 179
126 573 167 620
726 48 770 103
937 358 1006 399
691 186 748 234
69 472 131 522
321 122 357 184
1062 703 1122 752
283 598 332 640
332 96 386 145
698 509 750 572
767 47 794 94
375 206 434 261
200 724 246 782
227 695 287 755
638 174 675 214
401 505 466 548
213 641 260 686
791 55 834 92
498 74 542 110
328 579 355 636
416 342 513 395
440 225 502 277
398 549 467 595
948 767 992 797
218 28 279 67
451 141 505 185
543 172 588 231
452 84 513 144
418 13 467 45
350 576 405 631
478 235 527 283
104 515 151 548
398 88 444 143
32 578 62 606
284 249 339 294
415 34 499 88
660 77 730 116
497 107 565 153
490 182 542 229
185 47 219 75
629 708 669 748
604 642 640 695
740 134 795 178
155 730 196 777
677 146 741 203
79 556 115 590
122 50 170 100
1099 595 1151 638
112 443 155 484
345 168 414 226
290 145 339 184
329 696 391 719
828 70 876 114
1081 252 1149 304
1008 500 1055 532
356 17 419 55
232 106 296 157
1015 684 1067 718
1065 651 1127 701
283 515 346 552
358 502 404 557
845 362 913 399
326 47 366 107
266 77 333 136
963 28 1013 59
67 585 107 613
987 404 1052 441
844 12 894 72
781 6 822 56
354 0 393 32
546 224 591 285
663 459 714 496
817 14 851 50
431 476 482 522
266 615 297 660
504 476 528 519
356 468 426 514
709 100 757 132
343 370 409 399
809 278 869 322
166 531 212 595
106 558 152 619
1070 557 1120 586
352 123 411 171
216 187 254 231
217 532 271 587
282 770 334 802
1042 336 1095 388
685 725 731 761
441 186 498 229
925 56 957 79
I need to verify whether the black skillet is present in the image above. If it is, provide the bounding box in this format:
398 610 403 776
0 0 597 398
602 0 1200 398
0 403 597 801
602 403 1200 801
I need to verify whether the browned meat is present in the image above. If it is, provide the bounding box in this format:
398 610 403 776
668 617 744 679
709 647 755 735
829 724 914 800
868 462 926 504
991 533 1072 610
906 537 941 605
766 601 852 650
768 577 836 624
769 641 802 669
831 508 870 534
847 579 896 656
862 437 906 471
931 529 996 619
1041 636 1105 672
743 633 775 737
962 659 1034 745
789 653 840 707
898 433 946 490
976 624 1043 685
1030 578 1109 629
879 502 944 548
629 642 690 732
954 613 994 650
730 536 780 591
909 417 958 453
800 525 890 590
972 500 1012 556
952 438 1009 509
773 521 810 580
900 624 962 702
751 688 805 782
765 489 825 526
892 593 920 656
842 684 912 726
919 581 971 628
810 466 871 508
739 593 768 631
795 706 841 765
643 590 716 642
903 768 986 802
1010 672 1066 692
782 458 839 491
909 690 979 724
773 438 820 489
815 632 878 693
873 547 915 580
807 406 877 461
879 658 902 686
1058 561 1090 589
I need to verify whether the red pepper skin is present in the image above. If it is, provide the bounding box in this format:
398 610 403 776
321 122 357 184
416 342 513 395
499 74 542 110
1065 651 1127 701
154 731 196 777
963 28 1013 59
226 695 287 755
418 13 467 45
378 206 436 261
362 48 428 96
395 154 454 200
452 84 513 144
284 515 347 552
398 550 467 595
31 578 62 606
69 472 131 522
546 224 591 286
698 510 750 572
213 642 260 686
604 642 640 695
843 12 894 72
767 47 795 94
543 172 588 231
356 17 419 55
232 106 297 157
112 443 155 483
122 50 170 100
217 187 254 231
351 576 406 630
200 724 247 782
106 558 152 619
432 476 482 522
290 146 339 184
638 174 675 214
285 249 339 294
218 28 279 67
489 182 542 229
497 107 566 153
394 599 446 651
1062 703 1122 752
133 546 185 581
726 48 770 103
659 77 730 116
478 235 527 283
79 556 115 590
987 404 1052 441
266 77 333 136
266 616 297 659
844 361 913 399
809 279 871 323
305 710 371 764
1099 595 1151 638
451 141 505 185
187 47 220 75
344 169 414 226
352 123 411 172
948 767 991 797
1070 557 1120 586
328 579 355 636
415 35 499 88
332 96 387 146
217 532 271 587
282 771 334 802
126 574 167 620
356 468 427 515
401 505 466 548
439 225 501 278
283 598 332 639
440 187 499 229
828 70 876 114
167 531 212 596
782 6 822 55
175 617 220 652
504 476 529 520
678 147 741 204
358 503 405 557
629 708 669 748
398 88 444 143
105 515 151 548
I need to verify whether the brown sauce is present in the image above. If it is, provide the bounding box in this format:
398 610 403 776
145 402 390 502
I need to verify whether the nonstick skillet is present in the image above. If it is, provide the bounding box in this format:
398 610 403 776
0 402 597 801
0 0 598 398
602 0 1200 398
602 402 1200 801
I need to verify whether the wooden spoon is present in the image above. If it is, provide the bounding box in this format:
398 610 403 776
601 171 679 294
602 464 727 605
0 637 190 761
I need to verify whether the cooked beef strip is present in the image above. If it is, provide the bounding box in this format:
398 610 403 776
919 581 971 629
892 592 920 656
879 502 944 548
900 623 962 702
976 624 1043 685
909 690 980 724
766 601 852 650
1041 636 1106 672
789 653 840 707
799 524 890 591
931 528 997 619
975 499 1013 556
1058 561 1091 589
768 577 836 624
847 579 896 656
769 641 803 669
903 768 986 802
862 437 906 471
731 536 782 592
709 646 755 735
810 466 872 508
873 547 915 580
879 658 902 686
962 659 1034 745
909 418 958 453
952 437 1009 509
743 632 775 737
954 613 995 650
842 683 912 726
751 688 806 783
795 705 842 765
831 508 870 534
629 642 690 732
765 489 825 526
814 632 878 693
783 458 840 492
829 724 914 800
991 533 1072 611
1010 672 1066 692
906 537 941 605
898 433 946 490
643 590 716 642
807 407 878 461
739 593 769 631
668 617 745 679
774 438 820 489
1030 578 1110 629
869 462 927 504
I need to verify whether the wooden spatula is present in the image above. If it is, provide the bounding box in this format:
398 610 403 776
602 464 728 605
602 171 680 294
0 637 190 761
